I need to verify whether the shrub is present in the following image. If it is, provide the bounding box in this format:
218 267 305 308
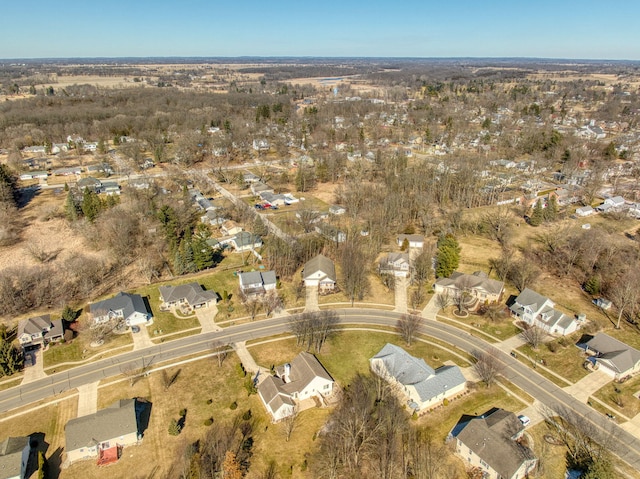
168 419 181 436
443 398 450 406
230 401 238 410
242 409 252 421
547 342 558 353
204 418 214 426
206 399 213 405
179 408 187 417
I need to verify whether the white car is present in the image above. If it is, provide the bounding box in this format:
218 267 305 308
518 415 531 427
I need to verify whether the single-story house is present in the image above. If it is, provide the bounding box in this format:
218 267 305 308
19 171 48 181
258 352 334 421
250 182 274 196
370 343 466 412
396 234 425 249
575 205 594 217
0 436 33 479
302 254 337 291
449 408 537 479
259 191 288 206
239 270 277 296
378 252 411 278
52 166 82 176
17 315 64 348
584 333 640 380
65 399 147 464
597 195 626 213
158 282 217 310
434 271 504 304
200 210 225 226
222 232 263 252
89 292 153 327
243 173 261 183
221 220 243 236
509 288 580 336
77 177 103 192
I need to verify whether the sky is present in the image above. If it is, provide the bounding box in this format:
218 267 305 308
2 0 639 60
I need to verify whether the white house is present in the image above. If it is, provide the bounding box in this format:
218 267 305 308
258 352 334 421
584 333 640 380
17 315 64 348
396 234 425 249
370 344 466 412
434 271 504 304
509 288 580 336
238 270 277 296
378 252 411 278
302 254 337 292
575 205 594 217
89 292 153 327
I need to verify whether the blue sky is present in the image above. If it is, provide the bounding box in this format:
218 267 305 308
2 0 639 60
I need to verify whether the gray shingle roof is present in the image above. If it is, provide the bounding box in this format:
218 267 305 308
303 254 336 282
65 399 138 451
0 436 29 478
89 292 149 321
158 283 217 307
436 271 504 295
586 333 640 374
452 408 536 479
280 351 333 395
510 288 550 314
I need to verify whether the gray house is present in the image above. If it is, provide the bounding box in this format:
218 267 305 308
370 343 466 412
378 252 411 278
449 408 537 479
0 436 32 479
584 333 640 380
239 270 277 296
302 254 337 291
159 283 217 310
17 315 64 348
509 288 580 336
434 271 504 304
89 292 153 327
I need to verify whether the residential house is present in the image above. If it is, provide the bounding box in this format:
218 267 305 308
51 143 69 154
396 234 425 249
378 252 411 278
258 352 334 421
259 191 288 207
200 210 225 226
221 232 263 252
243 173 261 183
221 220 243 236
575 205 594 217
19 171 48 181
449 408 537 479
65 399 147 464
434 271 504 304
370 343 466 412
89 292 153 327
628 203 640 219
509 288 580 336
238 270 277 296
250 182 274 196
77 177 102 192
52 166 82 176
315 223 346 243
17 315 64 348
21 145 46 155
0 436 33 479
597 195 626 213
252 139 270 151
302 254 337 292
158 283 217 310
584 333 640 380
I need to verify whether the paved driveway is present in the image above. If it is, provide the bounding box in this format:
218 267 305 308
305 285 319 312
196 305 220 333
21 347 46 384
132 326 153 350
563 370 612 402
394 276 408 313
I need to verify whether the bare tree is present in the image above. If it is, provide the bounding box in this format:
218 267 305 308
396 313 423 346
238 289 261 321
295 206 321 233
508 259 540 293
472 348 504 388
288 310 339 353
161 368 181 391
261 290 282 317
435 291 453 310
404 427 449 479
340 236 370 305
281 406 299 442
519 324 547 350
211 341 228 367
609 269 640 329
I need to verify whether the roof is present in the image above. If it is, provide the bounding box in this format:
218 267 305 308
586 333 640 374
397 234 424 243
258 376 295 416
280 351 334 395
372 344 466 403
436 271 504 295
239 270 277 287
65 399 138 451
0 435 29 478
509 288 551 315
232 232 262 248
158 282 217 307
90 292 150 320
303 254 336 282
452 408 536 479
18 314 52 336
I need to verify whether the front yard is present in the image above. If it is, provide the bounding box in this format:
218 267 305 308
593 375 640 419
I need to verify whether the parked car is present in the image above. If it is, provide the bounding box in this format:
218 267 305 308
518 415 531 427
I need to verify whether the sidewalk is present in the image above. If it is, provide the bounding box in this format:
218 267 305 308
393 276 408 314
495 335 526 354
21 348 47 385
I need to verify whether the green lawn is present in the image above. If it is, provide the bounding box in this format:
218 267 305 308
43 332 133 369
517 339 588 385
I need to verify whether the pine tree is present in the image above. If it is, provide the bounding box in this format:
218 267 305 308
436 234 461 278
529 199 544 227
81 189 101 222
544 195 558 221
0 339 23 377
64 190 78 221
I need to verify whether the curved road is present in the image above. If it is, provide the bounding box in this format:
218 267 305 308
2 308 640 469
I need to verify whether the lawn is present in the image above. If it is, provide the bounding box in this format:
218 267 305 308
593 375 640 419
318 268 395 307
43 331 133 369
517 338 588 385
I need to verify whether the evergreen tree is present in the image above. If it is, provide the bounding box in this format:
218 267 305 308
529 199 544 227
193 238 215 271
544 195 558 221
0 338 23 377
0 164 18 209
64 190 79 221
436 234 461 278
81 189 101 222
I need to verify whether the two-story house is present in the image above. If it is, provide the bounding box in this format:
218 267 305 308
238 270 277 296
509 288 580 336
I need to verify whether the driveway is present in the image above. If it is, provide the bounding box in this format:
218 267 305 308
132 325 153 350
21 347 46 384
304 285 319 312
394 275 408 313
196 305 220 333
76 381 98 417
495 334 526 354
563 370 612 402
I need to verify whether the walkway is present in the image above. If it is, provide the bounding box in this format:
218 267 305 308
421 295 440 320
132 326 154 350
304 285 319 312
76 381 98 417
495 335 526 354
393 276 408 314
233 341 269 377
21 348 46 385
563 370 612 402
196 305 221 333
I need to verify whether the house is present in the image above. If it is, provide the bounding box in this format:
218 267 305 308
243 173 261 183
315 223 346 243
89 292 153 327
434 271 504 304
584 333 640 380
0 436 32 479
252 139 270 151
201 210 225 226
77 177 102 192
328 205 346 215
259 191 288 206
449 408 537 479
509 288 580 336
597 195 626 213
575 205 594 217
65 399 148 464
222 232 263 252
158 282 217 310
19 171 48 181
370 343 466 412
258 352 334 421
378 252 411 278
238 270 277 296
52 166 82 176
396 234 424 249
17 315 64 348
221 220 243 236
302 254 337 291
250 182 274 196
51 143 69 154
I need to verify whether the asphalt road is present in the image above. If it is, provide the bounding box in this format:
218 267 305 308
2 308 640 469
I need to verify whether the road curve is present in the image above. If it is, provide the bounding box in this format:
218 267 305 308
1 308 639 469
